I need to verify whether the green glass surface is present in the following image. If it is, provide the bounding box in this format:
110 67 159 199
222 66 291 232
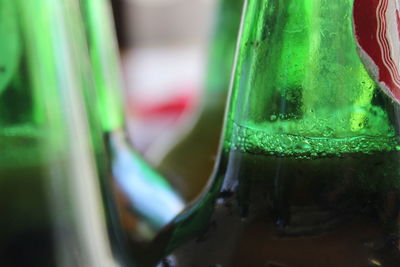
0 3 21 97
143 1 400 266
58 1 133 265
226 0 394 156
81 0 124 132
0 4 64 265
0 0 115 266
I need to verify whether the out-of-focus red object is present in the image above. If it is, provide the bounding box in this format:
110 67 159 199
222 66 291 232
127 88 197 119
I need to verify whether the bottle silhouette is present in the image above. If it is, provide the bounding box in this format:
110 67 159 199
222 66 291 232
144 0 400 266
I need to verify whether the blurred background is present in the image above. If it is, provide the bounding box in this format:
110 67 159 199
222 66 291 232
111 0 216 154
0 1 243 264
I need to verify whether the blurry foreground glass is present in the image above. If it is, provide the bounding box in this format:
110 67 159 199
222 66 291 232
79 0 184 244
0 0 116 266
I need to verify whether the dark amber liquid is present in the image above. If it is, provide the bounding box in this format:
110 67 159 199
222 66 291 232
0 165 56 266
155 150 400 267
233 151 400 267
0 134 56 267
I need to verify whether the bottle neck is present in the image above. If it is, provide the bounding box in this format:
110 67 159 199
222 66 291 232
212 0 398 191
82 0 125 133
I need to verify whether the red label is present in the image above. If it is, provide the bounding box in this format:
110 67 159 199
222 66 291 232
353 0 400 103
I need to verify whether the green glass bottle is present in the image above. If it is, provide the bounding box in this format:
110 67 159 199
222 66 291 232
0 0 115 266
60 1 134 265
144 0 400 266
155 0 244 202
79 0 184 243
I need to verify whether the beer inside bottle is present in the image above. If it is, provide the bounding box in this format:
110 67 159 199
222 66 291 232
146 0 400 266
